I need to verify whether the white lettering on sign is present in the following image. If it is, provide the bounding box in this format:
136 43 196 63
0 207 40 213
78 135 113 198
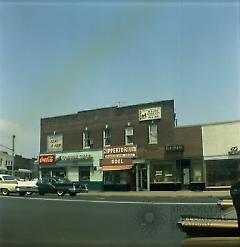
103 145 137 158
111 159 124 165
39 155 56 165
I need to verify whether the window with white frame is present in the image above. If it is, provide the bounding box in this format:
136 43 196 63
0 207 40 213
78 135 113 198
149 124 158 144
103 128 111 146
125 126 134 145
83 130 91 149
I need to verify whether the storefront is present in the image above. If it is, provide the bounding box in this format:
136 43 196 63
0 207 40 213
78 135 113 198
205 156 240 188
101 145 137 191
38 150 103 191
202 121 240 189
148 143 204 191
149 158 204 191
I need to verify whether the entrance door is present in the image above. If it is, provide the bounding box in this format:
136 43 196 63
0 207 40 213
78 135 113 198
139 167 148 191
181 160 191 190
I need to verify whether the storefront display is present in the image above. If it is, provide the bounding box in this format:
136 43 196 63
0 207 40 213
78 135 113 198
206 159 240 187
38 150 103 190
101 146 137 191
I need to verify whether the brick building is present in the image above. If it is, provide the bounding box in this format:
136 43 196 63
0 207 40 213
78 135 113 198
39 100 205 191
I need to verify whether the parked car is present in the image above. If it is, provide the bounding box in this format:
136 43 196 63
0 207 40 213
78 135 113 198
16 179 38 195
36 177 88 196
0 174 38 196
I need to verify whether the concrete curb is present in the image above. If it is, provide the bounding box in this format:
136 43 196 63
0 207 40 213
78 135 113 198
80 190 231 198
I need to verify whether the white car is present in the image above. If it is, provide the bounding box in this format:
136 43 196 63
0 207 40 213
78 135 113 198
0 174 38 196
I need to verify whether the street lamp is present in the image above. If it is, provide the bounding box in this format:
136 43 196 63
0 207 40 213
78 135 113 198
0 135 16 175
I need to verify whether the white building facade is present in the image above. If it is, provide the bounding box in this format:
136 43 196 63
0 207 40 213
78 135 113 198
202 121 240 189
0 151 13 173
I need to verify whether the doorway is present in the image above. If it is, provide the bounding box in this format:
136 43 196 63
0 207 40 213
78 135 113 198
181 160 191 190
138 166 148 191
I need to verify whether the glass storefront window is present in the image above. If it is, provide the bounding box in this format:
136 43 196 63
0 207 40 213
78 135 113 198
191 159 203 182
52 168 66 178
206 159 240 187
79 167 90 181
104 171 128 185
41 168 52 177
150 161 177 183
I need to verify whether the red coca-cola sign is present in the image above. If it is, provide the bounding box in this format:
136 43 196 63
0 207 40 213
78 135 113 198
39 154 56 165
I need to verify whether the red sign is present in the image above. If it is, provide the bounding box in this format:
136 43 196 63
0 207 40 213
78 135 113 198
103 145 137 158
101 158 132 166
39 155 56 165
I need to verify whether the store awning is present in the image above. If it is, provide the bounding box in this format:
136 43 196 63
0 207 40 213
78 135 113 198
17 169 32 174
101 165 133 171
0 167 8 171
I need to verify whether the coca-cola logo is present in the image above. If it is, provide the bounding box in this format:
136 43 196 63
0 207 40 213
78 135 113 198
39 155 56 165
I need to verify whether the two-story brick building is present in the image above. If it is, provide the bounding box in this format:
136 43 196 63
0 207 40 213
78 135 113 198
39 100 206 191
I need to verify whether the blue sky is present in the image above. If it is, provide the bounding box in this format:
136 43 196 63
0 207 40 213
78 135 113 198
0 0 239 158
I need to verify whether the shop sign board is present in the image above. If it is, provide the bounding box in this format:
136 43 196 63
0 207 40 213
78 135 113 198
104 145 137 158
101 158 132 166
139 107 161 121
55 150 102 167
47 134 63 152
39 154 56 165
228 146 240 155
58 153 93 161
165 145 184 152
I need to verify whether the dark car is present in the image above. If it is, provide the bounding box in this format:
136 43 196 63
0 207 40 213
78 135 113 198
37 177 88 196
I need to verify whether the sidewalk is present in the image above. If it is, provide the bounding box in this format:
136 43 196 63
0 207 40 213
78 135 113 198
82 190 231 198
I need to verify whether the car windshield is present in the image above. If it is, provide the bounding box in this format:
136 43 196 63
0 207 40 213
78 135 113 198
3 175 16 181
55 177 69 183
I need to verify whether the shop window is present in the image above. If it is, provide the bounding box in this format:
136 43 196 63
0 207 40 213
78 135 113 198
83 130 92 149
206 159 240 187
52 169 66 178
191 160 203 182
150 161 177 183
103 128 111 146
149 124 158 144
79 167 90 182
41 169 52 177
104 171 128 185
125 126 134 145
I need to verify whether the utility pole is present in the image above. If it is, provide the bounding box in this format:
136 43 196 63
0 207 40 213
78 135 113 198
12 135 15 176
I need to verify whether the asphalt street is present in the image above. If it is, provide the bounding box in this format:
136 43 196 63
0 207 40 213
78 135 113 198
0 194 228 247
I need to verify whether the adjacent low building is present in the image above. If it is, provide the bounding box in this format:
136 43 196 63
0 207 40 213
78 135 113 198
0 151 13 173
202 120 240 189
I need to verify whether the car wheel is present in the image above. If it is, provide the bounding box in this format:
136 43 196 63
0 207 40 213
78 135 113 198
2 188 9 196
69 192 76 196
57 190 65 196
39 192 44 196
19 192 26 196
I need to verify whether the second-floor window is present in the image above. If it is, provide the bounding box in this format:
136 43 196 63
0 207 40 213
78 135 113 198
149 124 158 144
125 126 134 145
83 130 91 149
103 128 111 146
